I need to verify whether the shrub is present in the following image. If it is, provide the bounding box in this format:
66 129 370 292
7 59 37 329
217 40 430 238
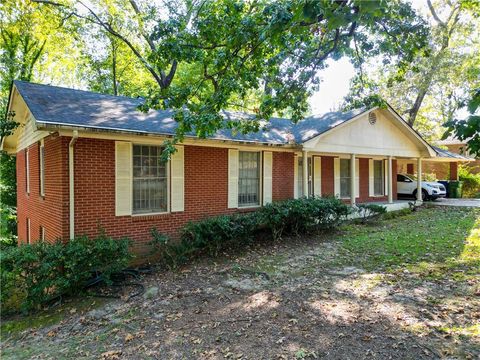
1 234 132 312
355 204 387 224
150 213 259 269
181 213 258 256
150 197 351 268
259 196 351 240
458 165 480 198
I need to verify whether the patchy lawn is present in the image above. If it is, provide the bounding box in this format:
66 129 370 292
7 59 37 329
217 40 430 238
1 206 479 359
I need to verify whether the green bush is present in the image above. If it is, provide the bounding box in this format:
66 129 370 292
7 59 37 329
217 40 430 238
150 213 259 269
1 234 132 312
181 213 258 256
259 196 351 240
355 204 387 224
149 197 351 268
459 165 480 198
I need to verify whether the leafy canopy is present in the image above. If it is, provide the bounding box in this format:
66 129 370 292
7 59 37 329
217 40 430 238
37 0 429 155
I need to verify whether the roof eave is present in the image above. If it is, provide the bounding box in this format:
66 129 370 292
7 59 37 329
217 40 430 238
36 122 300 149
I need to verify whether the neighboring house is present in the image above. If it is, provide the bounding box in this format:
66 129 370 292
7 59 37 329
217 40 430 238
2 81 442 254
434 138 479 176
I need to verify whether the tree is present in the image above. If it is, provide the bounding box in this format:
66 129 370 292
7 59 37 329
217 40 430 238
0 0 81 242
36 0 429 156
444 89 480 157
344 0 479 135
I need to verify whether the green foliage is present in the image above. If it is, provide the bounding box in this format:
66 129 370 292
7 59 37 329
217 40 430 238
1 234 132 312
458 165 480 198
355 204 387 224
151 213 258 268
444 89 480 157
345 0 480 137
36 0 429 154
259 197 351 241
181 213 258 256
149 197 351 267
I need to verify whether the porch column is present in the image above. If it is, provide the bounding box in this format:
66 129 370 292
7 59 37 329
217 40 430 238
417 157 422 202
388 156 393 204
350 153 356 205
303 150 308 198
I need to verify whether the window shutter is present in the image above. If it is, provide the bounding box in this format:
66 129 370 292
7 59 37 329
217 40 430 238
293 155 299 199
115 141 132 216
171 145 184 212
313 156 321 197
334 157 340 197
368 159 374 197
228 149 239 208
263 151 273 205
384 159 389 196
355 159 360 198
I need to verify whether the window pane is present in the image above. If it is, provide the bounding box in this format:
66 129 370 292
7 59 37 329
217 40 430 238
238 151 260 206
340 159 351 198
132 145 168 214
374 160 384 196
298 157 303 197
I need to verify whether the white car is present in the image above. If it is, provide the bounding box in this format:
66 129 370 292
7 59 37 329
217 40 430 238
397 174 447 201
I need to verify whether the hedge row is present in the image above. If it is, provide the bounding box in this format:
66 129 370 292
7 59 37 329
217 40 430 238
151 196 355 269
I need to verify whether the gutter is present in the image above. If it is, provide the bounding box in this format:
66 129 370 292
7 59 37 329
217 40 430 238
69 130 79 239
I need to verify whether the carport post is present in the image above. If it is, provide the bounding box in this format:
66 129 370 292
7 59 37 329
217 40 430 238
417 158 422 202
388 156 393 204
350 153 356 206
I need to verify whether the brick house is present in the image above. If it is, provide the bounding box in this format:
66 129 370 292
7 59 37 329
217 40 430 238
2 81 442 254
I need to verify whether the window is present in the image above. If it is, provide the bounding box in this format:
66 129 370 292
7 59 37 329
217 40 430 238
373 160 384 196
132 145 168 214
25 149 30 194
238 151 260 207
340 159 351 198
26 218 31 244
297 157 304 197
40 141 45 196
40 226 45 241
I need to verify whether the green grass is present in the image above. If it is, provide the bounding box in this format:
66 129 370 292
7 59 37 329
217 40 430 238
0 297 107 339
338 207 479 276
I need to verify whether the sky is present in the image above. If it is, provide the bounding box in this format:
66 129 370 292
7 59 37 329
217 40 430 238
307 58 355 114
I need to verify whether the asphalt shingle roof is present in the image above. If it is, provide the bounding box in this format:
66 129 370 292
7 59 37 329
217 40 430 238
432 146 472 160
13 80 367 145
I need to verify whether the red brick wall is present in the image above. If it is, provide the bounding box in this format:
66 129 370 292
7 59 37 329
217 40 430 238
16 135 69 244
272 152 294 201
321 156 335 196
72 139 294 254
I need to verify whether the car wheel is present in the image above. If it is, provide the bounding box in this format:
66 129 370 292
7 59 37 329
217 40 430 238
413 189 429 201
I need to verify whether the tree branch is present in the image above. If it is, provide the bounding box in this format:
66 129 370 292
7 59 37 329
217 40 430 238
427 0 445 26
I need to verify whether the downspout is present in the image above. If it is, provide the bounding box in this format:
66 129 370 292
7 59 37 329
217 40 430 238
69 131 79 239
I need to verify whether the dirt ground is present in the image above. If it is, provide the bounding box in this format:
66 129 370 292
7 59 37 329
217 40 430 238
1 208 479 359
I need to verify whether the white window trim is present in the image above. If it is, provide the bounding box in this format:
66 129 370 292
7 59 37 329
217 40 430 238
238 150 263 209
131 144 170 216
339 158 351 199
40 139 45 197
